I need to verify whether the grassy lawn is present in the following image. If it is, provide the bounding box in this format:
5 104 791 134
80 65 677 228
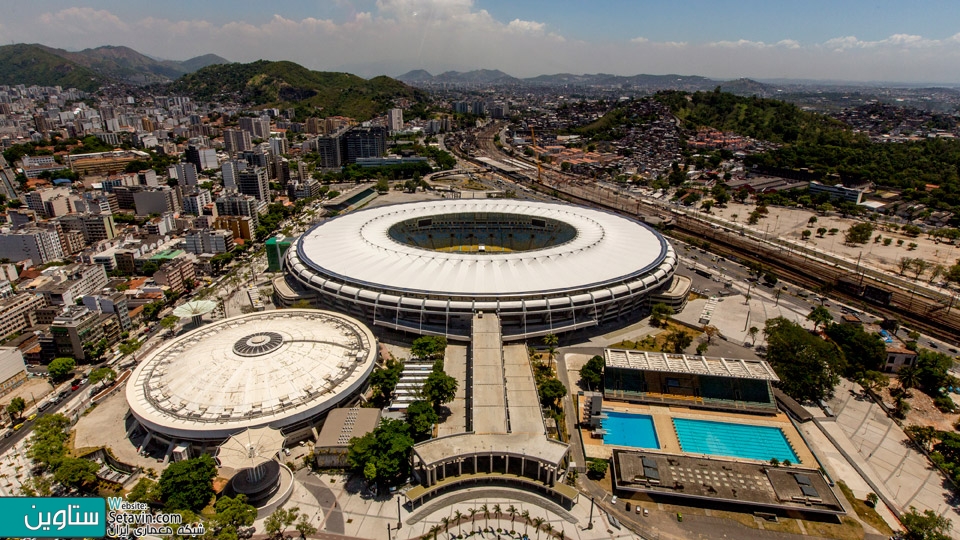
837 480 894 536
609 322 702 352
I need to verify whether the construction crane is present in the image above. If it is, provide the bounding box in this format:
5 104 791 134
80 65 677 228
530 126 543 184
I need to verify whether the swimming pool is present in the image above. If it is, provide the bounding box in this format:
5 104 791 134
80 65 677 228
673 418 799 463
602 412 660 449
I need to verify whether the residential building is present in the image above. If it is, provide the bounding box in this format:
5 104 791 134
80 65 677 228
182 189 213 216
387 108 403 132
172 162 198 188
35 263 108 306
269 136 288 156
237 166 270 202
0 293 45 341
239 116 271 139
223 128 253 154
154 257 196 295
58 213 117 243
343 126 387 163
315 129 345 168
214 215 254 241
185 145 218 172
82 291 132 332
49 306 103 361
133 187 180 216
144 212 176 236
26 188 72 218
0 347 27 398
184 229 235 255
0 228 64 264
215 194 261 230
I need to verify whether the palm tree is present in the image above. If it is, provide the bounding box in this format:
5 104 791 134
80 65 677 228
748 326 759 346
493 503 502 532
543 522 555 539
521 510 530 536
898 365 920 392
453 510 463 538
468 508 478 533
428 524 442 540
507 505 517 533
543 333 559 369
480 504 489 532
440 516 450 538
531 517 546 540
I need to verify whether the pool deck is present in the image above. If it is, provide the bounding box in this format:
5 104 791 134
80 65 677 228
581 399 816 467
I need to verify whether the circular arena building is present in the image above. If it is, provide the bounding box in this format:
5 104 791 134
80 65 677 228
282 199 683 340
125 310 377 446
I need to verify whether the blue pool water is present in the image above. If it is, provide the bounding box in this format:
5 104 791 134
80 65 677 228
673 418 799 463
602 412 660 449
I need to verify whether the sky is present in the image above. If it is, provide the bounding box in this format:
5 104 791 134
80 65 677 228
3 0 960 83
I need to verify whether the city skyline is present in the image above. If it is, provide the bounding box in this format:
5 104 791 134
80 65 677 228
2 1 960 84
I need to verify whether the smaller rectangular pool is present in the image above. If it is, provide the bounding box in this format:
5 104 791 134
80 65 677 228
602 412 660 449
673 418 799 463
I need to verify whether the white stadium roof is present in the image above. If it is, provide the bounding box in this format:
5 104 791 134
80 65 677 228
295 199 668 297
126 310 377 440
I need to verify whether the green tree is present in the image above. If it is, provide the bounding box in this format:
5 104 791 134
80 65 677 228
748 326 760 345
411 336 447 360
649 302 674 327
825 323 886 376
346 418 414 486
844 222 874 244
6 396 26 420
53 457 99 489
127 477 161 505
914 349 956 395
158 454 218 512
160 315 179 330
542 333 559 368
405 400 439 441
423 369 458 411
537 378 567 408
47 357 76 381
369 358 404 406
764 317 843 402
807 216 818 227
295 513 318 539
579 355 604 390
88 367 117 386
817 226 828 237
806 305 834 331
363 461 378 482
898 365 921 391
212 495 257 539
27 414 71 471
901 506 952 540
801 229 812 240
665 329 693 353
375 178 390 193
264 507 299 539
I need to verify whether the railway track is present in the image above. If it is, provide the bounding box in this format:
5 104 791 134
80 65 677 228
461 125 960 344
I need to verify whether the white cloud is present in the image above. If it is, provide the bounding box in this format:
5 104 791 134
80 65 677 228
6 5 960 82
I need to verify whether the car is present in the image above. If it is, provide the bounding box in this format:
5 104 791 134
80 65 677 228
950 348 958 354
71 384 80 392
283 448 291 456
26 414 36 421
13 423 24 431
930 342 939 349
3 430 12 438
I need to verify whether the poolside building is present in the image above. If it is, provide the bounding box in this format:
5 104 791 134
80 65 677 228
602 349 780 414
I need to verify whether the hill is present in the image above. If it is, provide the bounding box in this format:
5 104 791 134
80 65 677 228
0 44 228 88
0 44 105 91
396 69 435 83
170 60 428 120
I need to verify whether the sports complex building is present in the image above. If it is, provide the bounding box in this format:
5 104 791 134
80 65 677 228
278 199 687 340
125 310 378 451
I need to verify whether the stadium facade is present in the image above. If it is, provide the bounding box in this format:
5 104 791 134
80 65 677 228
280 200 685 340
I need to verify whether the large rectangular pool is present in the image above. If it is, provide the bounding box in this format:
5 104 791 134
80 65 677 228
673 418 799 463
602 412 660 449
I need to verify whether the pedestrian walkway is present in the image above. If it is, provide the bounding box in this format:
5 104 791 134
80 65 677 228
824 379 960 538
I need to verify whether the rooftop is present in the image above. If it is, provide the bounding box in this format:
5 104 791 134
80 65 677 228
604 349 780 382
126 310 377 440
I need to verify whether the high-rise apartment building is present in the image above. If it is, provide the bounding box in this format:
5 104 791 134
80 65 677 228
223 128 253 154
0 228 64 264
387 108 403 132
173 162 198 188
343 126 387 163
236 166 270 202
215 194 260 230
